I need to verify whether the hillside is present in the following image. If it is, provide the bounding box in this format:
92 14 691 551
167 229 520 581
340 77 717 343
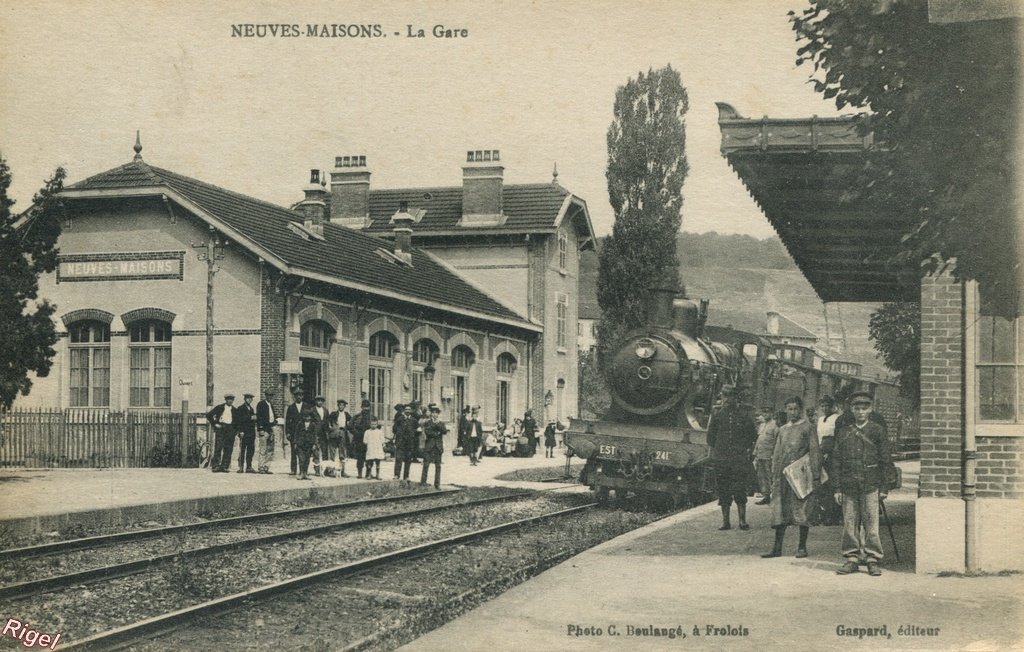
579 233 890 379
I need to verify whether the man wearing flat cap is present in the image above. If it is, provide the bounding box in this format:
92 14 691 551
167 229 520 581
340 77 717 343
235 393 258 473
327 399 351 477
207 394 238 473
350 398 373 478
284 389 309 476
830 391 896 577
420 404 447 489
255 389 277 474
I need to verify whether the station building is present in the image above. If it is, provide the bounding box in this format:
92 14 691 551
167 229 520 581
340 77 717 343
20 140 593 440
718 101 1023 573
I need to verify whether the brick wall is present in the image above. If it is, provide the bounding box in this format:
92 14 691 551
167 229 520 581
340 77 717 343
529 237 547 411
975 437 1024 498
259 267 286 414
917 271 963 498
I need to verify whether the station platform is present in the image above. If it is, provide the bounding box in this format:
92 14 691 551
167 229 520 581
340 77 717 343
404 461 1024 652
0 448 577 542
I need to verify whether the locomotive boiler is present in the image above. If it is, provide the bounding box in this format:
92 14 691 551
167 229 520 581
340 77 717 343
566 272 746 508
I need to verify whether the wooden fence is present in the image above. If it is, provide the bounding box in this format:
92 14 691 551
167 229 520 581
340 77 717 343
0 408 201 468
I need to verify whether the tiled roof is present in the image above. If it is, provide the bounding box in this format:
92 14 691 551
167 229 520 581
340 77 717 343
362 184 574 233
65 161 531 327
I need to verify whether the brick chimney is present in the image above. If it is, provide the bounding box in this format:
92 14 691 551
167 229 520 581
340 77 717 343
461 150 504 226
298 169 328 234
330 155 370 228
392 201 414 265
766 311 781 336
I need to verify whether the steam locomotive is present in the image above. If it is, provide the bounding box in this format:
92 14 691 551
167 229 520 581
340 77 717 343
565 273 755 508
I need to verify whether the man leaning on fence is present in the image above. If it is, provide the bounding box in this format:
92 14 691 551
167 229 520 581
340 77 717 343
207 394 238 473
831 391 896 577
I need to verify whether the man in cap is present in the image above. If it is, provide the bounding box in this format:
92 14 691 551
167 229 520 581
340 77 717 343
294 408 319 480
255 389 277 473
420 403 447 489
393 403 417 481
328 399 351 477
831 391 896 576
350 398 373 478
206 394 238 473
310 396 329 476
706 384 757 531
465 406 484 465
235 393 258 473
284 389 308 475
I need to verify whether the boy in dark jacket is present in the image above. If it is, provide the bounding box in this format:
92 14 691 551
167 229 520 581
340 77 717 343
830 391 896 577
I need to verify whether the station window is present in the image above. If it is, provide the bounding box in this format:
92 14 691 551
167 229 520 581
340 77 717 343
558 233 568 271
300 320 335 401
411 338 439 405
368 331 400 420
450 344 475 422
976 291 1023 424
128 320 172 408
496 352 517 426
556 294 567 349
69 320 111 407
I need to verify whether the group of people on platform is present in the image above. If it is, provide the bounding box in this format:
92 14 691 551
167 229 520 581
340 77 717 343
707 385 896 577
455 408 563 462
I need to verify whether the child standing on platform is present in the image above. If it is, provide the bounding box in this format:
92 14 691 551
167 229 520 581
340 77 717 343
363 416 386 480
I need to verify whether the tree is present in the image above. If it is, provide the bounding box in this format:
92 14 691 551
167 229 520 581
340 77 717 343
596 65 689 360
0 158 65 409
790 1 1020 315
577 349 611 419
868 302 920 407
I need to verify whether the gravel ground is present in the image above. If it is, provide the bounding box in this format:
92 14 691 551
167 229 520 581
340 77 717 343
492 463 582 483
135 506 661 651
1 492 587 643
0 487 517 586
2 482 430 550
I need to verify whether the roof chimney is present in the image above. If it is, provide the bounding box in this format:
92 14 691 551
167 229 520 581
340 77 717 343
330 155 371 228
766 311 780 336
298 169 328 234
392 200 414 265
461 149 504 226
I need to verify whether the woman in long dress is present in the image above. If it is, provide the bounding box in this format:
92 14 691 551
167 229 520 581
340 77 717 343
762 395 822 558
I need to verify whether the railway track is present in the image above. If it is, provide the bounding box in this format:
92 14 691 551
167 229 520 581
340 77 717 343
0 489 532 599
64 502 598 651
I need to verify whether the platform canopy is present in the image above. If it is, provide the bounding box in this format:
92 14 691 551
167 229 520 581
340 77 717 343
717 103 919 303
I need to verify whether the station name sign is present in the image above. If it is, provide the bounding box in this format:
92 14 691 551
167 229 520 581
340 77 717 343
57 251 185 283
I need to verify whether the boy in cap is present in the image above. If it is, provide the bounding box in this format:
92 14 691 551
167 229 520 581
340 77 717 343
206 394 238 472
328 399 351 477
830 391 896 576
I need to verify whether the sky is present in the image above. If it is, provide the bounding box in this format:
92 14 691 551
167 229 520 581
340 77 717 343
0 0 850 238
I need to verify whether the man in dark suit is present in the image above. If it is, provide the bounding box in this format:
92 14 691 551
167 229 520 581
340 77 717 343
295 409 319 481
255 389 277 474
522 409 538 456
309 396 329 476
350 399 373 478
284 389 307 476
466 406 484 465
207 394 238 473
457 405 471 454
393 403 417 481
235 393 258 473
420 403 447 489
328 399 351 477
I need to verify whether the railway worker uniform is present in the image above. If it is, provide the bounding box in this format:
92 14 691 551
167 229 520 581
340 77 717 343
294 410 319 480
830 392 896 577
236 393 258 473
328 400 351 478
255 390 277 474
420 404 447 489
206 395 238 473
706 386 757 531
284 391 308 475
393 405 417 480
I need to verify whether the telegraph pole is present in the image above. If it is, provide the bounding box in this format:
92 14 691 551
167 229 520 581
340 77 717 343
192 227 226 407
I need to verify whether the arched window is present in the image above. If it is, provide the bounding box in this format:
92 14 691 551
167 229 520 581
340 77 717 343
368 331 400 419
128 320 172 408
69 320 111 407
450 344 475 421
496 352 517 425
411 338 439 405
300 320 335 399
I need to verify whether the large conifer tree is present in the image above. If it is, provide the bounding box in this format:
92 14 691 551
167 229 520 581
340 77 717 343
596 65 689 361
0 158 65 409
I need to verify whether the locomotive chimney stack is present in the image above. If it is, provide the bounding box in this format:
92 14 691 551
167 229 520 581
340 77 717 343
648 267 679 330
